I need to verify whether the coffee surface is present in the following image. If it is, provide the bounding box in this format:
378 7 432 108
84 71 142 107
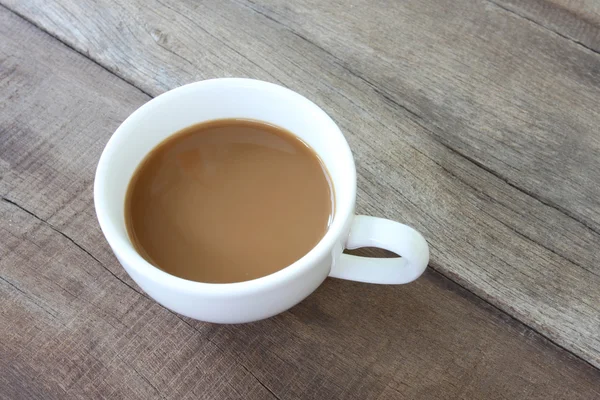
125 119 333 283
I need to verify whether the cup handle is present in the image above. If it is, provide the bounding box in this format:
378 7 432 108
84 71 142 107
329 215 430 284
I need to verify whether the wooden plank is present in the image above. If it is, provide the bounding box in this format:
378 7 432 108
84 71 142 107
4 198 600 400
1 6 600 400
0 203 275 400
238 0 600 231
0 9 273 399
1 0 599 367
493 0 600 52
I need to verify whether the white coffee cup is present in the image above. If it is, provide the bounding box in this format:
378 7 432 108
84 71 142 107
94 78 429 323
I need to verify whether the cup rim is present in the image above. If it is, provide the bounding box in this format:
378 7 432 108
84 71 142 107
94 78 356 296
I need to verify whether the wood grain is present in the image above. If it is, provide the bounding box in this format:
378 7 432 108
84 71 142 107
2 0 600 367
1 5 600 399
494 0 600 52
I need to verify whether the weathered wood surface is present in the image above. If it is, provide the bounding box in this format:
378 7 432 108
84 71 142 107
2 6 600 399
496 0 600 52
2 0 600 367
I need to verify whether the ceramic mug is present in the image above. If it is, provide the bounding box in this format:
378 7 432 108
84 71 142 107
94 78 429 323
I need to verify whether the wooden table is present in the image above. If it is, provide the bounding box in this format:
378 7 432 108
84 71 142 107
1 0 600 398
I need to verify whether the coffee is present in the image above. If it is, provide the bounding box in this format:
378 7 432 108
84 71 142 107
125 119 334 283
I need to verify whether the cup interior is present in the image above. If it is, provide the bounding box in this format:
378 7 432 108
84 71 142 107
94 78 356 285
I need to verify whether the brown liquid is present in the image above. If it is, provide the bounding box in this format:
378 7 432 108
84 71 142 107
125 119 333 283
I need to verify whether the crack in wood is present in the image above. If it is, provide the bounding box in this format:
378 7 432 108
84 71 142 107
0 275 60 320
1 196 144 297
239 362 281 400
486 0 600 56
0 3 154 99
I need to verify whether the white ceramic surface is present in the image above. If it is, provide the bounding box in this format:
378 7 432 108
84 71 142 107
94 78 429 323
